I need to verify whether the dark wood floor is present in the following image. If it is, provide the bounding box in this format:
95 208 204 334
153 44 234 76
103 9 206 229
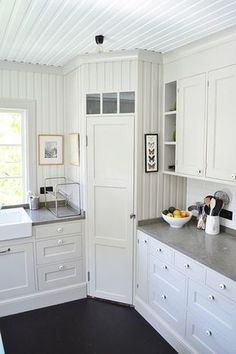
0 298 177 354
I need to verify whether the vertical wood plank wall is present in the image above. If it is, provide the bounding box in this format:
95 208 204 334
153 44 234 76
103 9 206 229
0 67 65 195
64 58 186 219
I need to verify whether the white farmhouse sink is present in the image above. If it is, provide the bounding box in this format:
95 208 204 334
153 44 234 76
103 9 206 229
0 208 32 241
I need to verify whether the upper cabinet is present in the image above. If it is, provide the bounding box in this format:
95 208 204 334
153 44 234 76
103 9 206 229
206 65 236 182
176 74 206 177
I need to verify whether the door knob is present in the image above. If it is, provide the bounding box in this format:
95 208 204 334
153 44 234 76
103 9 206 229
130 214 136 219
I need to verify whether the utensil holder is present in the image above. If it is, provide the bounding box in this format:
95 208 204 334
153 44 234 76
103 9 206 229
29 196 40 210
205 215 220 235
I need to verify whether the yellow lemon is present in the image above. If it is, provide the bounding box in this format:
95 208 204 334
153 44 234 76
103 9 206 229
173 209 181 217
166 213 173 217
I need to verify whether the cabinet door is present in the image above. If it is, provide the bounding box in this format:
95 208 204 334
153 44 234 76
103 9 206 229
136 231 148 302
207 65 236 181
176 73 206 176
0 243 35 300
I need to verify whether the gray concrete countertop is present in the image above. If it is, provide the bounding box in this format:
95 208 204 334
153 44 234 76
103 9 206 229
26 207 85 226
138 220 236 281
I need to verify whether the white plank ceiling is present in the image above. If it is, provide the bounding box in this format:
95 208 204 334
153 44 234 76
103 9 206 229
0 0 236 67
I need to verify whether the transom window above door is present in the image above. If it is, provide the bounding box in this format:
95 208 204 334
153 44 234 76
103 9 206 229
86 91 135 115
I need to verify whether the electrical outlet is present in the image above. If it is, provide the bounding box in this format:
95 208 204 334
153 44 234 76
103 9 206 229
40 186 53 194
220 209 233 221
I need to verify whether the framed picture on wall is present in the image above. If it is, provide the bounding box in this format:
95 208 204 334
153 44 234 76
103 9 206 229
69 133 80 166
145 134 158 173
38 134 64 165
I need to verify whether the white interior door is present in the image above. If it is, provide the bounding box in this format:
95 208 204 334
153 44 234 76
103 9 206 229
87 116 134 304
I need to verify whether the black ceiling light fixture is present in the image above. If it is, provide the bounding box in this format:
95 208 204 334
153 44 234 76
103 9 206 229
95 35 104 53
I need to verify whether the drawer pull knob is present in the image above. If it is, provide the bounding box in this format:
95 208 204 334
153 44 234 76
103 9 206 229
58 239 63 245
208 295 215 301
58 265 64 271
205 330 212 337
0 248 11 254
157 248 162 252
161 294 167 300
162 265 168 270
219 283 226 290
144 240 147 244
57 227 63 233
184 263 190 269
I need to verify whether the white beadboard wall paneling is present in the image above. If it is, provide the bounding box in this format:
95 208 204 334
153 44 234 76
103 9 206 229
187 178 236 229
0 0 236 66
0 67 64 196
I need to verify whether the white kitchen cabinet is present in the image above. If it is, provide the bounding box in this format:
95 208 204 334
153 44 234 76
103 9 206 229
207 64 236 182
136 231 148 302
176 73 206 177
0 243 35 300
135 231 236 354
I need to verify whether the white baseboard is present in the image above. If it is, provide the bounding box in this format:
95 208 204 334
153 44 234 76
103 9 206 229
0 283 87 317
134 296 198 354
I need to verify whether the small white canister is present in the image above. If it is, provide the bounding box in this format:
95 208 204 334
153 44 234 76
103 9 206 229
205 215 220 235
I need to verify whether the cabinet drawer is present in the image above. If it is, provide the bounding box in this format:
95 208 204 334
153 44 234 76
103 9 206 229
206 268 236 302
36 235 82 265
37 260 83 291
149 255 187 299
34 221 83 239
174 252 206 282
188 280 236 335
149 274 186 335
186 310 235 354
149 238 173 264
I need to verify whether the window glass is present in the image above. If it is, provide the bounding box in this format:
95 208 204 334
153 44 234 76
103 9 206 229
120 91 135 113
0 110 25 205
86 94 100 114
102 93 117 114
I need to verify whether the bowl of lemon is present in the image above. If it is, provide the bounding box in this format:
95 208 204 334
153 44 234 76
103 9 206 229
162 207 192 228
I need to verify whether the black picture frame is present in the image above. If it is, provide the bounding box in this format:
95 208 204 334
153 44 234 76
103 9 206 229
145 133 158 173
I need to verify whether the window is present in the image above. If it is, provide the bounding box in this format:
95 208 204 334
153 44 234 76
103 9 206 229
0 109 27 205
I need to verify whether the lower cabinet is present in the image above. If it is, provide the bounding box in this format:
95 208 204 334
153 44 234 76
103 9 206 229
136 231 236 354
0 243 35 300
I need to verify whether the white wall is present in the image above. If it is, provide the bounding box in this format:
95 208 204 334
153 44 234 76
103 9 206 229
0 62 64 197
64 51 187 218
187 179 236 229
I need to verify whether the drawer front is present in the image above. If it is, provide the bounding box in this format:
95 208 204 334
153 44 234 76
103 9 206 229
34 221 83 239
206 269 236 303
36 235 82 265
186 310 235 354
188 280 236 334
149 238 173 264
149 274 186 335
174 252 206 283
149 255 187 299
37 260 83 291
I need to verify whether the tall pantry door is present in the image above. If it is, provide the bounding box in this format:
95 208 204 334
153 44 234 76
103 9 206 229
87 116 134 304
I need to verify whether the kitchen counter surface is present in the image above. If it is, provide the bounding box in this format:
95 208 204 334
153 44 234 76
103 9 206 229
138 220 236 281
26 207 85 226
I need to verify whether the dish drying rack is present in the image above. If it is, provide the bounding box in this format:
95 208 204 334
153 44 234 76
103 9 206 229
44 177 81 218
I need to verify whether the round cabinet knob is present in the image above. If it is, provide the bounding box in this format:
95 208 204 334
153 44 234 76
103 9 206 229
219 283 226 290
161 294 167 300
144 240 147 244
58 265 64 271
231 173 236 180
157 248 162 253
57 239 63 245
197 169 202 175
57 227 63 233
162 265 168 270
208 295 215 301
184 263 190 269
205 330 212 337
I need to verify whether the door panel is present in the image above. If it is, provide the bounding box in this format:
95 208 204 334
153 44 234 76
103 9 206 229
176 73 206 177
87 116 134 304
207 65 236 181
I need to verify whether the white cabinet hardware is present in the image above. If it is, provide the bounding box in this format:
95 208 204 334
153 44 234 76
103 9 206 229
231 174 236 180
58 265 64 271
161 294 167 300
205 330 212 337
208 295 215 301
57 239 63 245
57 227 63 233
157 248 162 252
162 264 168 270
184 263 190 269
219 283 226 290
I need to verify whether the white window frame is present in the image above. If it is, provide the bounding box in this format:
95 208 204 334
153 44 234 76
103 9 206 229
0 99 36 205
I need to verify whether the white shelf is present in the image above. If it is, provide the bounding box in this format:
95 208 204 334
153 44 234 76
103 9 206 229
163 170 176 175
164 110 176 115
164 141 176 145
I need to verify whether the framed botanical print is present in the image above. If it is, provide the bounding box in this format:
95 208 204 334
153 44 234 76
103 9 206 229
38 134 64 165
145 134 158 172
69 133 80 166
